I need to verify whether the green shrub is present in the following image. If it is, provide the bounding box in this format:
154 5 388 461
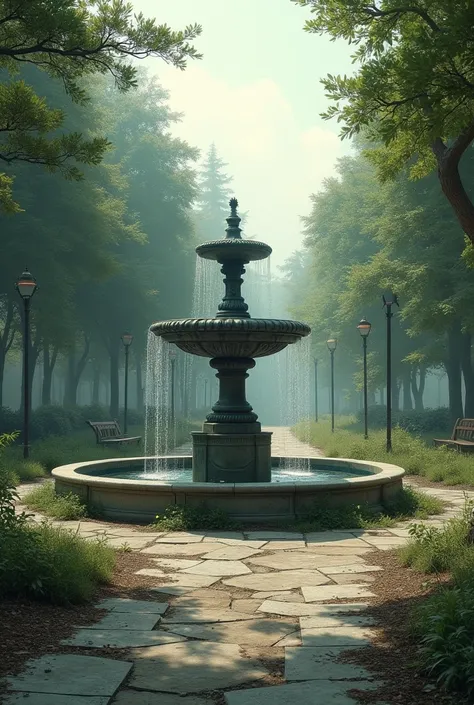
23 482 87 520
0 522 115 603
31 405 73 439
293 487 443 532
355 405 451 434
154 504 238 531
0 406 22 435
294 419 474 485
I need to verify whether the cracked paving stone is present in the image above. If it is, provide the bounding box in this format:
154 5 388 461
114 692 210 705
180 560 252 576
83 612 161 631
248 553 364 571
141 542 223 556
96 598 168 614
162 607 259 623
302 584 375 602
300 625 376 647
163 616 296 646
285 646 374 681
223 570 331 591
224 680 383 704
62 629 187 648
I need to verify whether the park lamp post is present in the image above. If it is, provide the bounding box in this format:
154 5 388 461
326 338 337 433
357 318 372 440
121 333 133 434
16 268 38 459
169 347 177 425
382 293 399 452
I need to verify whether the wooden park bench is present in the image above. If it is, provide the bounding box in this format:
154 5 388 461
433 418 474 453
87 420 141 447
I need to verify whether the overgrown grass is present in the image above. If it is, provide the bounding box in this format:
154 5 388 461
153 487 441 532
154 504 239 531
295 418 474 485
398 499 474 697
23 482 87 520
0 435 115 604
292 486 443 532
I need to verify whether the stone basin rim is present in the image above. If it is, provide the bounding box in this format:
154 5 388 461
52 455 405 492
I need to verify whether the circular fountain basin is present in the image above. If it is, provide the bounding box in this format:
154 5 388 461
52 456 405 524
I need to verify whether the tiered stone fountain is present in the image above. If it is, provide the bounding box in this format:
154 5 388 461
150 198 310 483
52 199 404 522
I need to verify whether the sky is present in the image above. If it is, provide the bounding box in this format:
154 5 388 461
135 0 355 265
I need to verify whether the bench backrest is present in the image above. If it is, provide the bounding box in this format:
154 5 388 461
87 420 122 442
453 418 474 441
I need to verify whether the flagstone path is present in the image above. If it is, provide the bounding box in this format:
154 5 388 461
7 428 474 705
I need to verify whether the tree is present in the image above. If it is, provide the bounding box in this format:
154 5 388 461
294 0 474 244
0 0 201 211
195 143 233 240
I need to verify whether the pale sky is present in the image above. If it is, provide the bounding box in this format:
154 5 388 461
136 0 354 265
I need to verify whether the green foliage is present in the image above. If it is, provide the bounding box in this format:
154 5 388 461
294 419 474 485
400 499 474 696
0 0 202 211
356 406 451 434
293 486 442 532
0 523 115 603
23 482 87 520
0 432 114 603
154 504 238 532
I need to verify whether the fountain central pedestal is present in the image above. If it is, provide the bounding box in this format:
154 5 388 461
150 198 311 483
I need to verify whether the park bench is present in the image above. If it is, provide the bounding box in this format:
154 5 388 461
87 420 141 447
433 418 474 453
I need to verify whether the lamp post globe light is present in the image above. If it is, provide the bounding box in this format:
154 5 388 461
357 318 372 440
16 268 38 459
382 293 399 453
326 338 337 433
121 332 133 434
169 347 177 425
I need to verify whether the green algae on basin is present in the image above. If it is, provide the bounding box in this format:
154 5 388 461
52 456 405 524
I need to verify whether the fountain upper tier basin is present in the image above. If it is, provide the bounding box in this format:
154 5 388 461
149 317 311 358
196 238 272 262
52 456 405 524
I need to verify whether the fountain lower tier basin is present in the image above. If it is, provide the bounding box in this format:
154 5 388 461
149 318 311 358
52 456 404 524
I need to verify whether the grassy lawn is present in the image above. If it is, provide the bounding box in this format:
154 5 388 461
295 417 474 486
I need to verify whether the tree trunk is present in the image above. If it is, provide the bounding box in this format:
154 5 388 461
460 332 474 416
402 369 413 411
63 349 76 406
42 344 58 406
0 296 16 407
432 128 474 245
109 344 119 419
92 364 101 405
446 324 464 421
411 366 426 412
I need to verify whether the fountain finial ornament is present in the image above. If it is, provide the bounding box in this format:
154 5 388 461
225 197 242 239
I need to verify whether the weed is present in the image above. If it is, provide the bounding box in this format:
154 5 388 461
23 482 87 520
154 504 238 531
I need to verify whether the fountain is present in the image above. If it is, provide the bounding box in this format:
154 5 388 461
52 199 404 522
149 198 310 483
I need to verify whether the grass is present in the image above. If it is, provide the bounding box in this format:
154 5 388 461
23 481 87 520
152 486 442 532
397 499 474 697
292 486 443 532
1 522 116 603
295 418 474 486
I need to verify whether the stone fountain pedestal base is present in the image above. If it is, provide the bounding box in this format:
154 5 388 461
192 424 272 483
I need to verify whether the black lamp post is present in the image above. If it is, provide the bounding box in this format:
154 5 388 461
382 293 399 452
326 338 337 432
314 358 318 423
16 268 38 459
169 347 177 424
357 318 372 439
121 333 133 433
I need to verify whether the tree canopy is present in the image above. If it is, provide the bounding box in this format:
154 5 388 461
293 0 474 244
0 0 202 212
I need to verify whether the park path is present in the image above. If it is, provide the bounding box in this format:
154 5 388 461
7 427 473 705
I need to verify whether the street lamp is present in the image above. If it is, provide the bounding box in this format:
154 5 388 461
314 358 318 423
326 338 337 432
357 318 372 440
16 268 38 459
121 333 133 434
382 293 399 452
169 347 177 424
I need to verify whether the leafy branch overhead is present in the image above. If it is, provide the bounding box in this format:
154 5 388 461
0 0 202 212
293 0 474 244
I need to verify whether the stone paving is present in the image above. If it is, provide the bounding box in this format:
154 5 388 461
7 427 474 705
